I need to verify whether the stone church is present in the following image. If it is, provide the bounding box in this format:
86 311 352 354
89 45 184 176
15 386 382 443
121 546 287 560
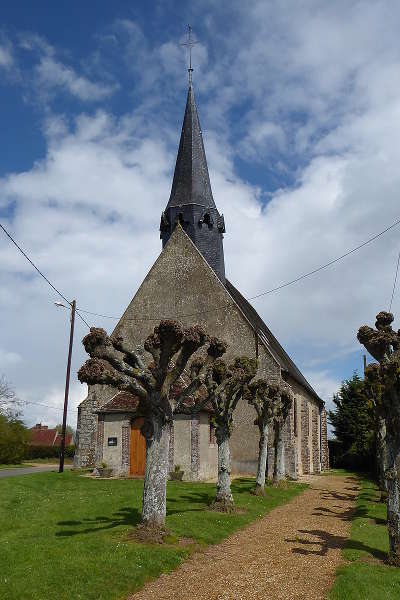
74 81 329 479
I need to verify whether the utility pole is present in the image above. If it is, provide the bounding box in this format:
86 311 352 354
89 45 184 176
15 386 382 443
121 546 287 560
59 299 76 473
363 354 367 375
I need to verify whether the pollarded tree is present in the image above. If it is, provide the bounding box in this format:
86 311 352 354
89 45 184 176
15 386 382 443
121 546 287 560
244 379 274 495
357 310 400 565
272 382 294 483
78 320 226 528
189 353 258 510
244 379 293 495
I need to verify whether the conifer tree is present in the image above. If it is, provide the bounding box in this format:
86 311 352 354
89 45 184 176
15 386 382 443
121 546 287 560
328 372 374 469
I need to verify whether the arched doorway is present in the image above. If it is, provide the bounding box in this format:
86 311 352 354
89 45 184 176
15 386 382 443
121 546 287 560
130 418 146 476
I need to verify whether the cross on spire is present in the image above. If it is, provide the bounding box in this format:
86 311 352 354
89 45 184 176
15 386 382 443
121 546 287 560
181 25 197 85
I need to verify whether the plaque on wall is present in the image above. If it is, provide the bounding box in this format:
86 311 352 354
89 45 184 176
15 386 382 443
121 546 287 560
107 437 118 446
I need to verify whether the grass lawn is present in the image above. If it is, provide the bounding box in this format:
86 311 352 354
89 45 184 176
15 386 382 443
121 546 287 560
0 464 28 470
329 475 400 600
0 471 306 600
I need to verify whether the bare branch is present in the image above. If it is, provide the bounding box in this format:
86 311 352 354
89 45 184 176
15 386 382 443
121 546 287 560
78 358 147 398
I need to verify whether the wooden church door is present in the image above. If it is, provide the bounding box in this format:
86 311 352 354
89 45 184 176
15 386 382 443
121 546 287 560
130 418 146 476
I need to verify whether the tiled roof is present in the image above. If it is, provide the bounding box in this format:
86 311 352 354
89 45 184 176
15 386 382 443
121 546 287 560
30 428 58 446
30 428 74 446
225 279 323 405
99 391 140 413
98 387 214 415
54 433 74 447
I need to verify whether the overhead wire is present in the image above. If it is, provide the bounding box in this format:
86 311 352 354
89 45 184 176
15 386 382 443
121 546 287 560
0 222 90 328
24 400 78 413
2 216 400 324
248 216 400 300
389 248 400 312
76 215 400 322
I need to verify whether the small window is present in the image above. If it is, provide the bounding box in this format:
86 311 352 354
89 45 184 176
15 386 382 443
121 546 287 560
293 399 298 437
203 213 213 228
177 212 188 230
108 437 118 446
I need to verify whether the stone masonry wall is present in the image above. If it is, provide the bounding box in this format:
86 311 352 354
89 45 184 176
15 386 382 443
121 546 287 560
74 383 116 468
312 407 320 473
110 226 280 476
300 398 311 474
320 408 329 470
75 226 327 477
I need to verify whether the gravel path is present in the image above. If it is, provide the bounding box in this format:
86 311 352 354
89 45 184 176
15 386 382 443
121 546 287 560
129 474 359 600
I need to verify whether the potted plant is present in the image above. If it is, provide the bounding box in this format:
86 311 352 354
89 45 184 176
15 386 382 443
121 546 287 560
169 464 184 481
97 461 113 478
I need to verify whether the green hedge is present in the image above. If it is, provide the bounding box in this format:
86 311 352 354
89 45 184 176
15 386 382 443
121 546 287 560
0 415 30 464
25 445 75 460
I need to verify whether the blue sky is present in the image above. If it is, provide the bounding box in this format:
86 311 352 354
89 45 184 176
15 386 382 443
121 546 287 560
1 0 399 430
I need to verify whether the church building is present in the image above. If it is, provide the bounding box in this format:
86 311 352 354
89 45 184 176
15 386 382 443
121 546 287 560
74 79 329 479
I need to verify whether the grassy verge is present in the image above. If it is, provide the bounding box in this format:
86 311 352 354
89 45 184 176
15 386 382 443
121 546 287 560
329 475 400 599
0 458 74 469
0 472 306 600
24 457 74 465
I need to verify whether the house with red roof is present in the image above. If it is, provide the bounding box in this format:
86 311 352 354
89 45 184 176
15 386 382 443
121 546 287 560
30 424 73 447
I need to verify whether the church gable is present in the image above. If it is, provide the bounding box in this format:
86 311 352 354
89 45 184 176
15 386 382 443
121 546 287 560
112 225 279 380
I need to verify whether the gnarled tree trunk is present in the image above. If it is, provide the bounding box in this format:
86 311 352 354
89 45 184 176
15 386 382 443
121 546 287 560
215 427 233 507
376 418 387 500
141 416 170 526
273 421 285 483
254 423 269 495
385 401 400 566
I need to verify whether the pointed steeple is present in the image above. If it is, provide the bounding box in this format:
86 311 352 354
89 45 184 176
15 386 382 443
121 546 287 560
167 84 216 210
160 83 226 281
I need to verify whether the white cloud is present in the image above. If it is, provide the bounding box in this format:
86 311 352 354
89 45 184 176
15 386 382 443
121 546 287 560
2 3 400 421
0 45 13 69
18 32 117 102
23 382 87 429
303 370 341 411
36 56 116 101
0 349 21 367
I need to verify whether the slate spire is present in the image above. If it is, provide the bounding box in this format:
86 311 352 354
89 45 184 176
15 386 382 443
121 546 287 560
167 83 216 210
160 83 226 281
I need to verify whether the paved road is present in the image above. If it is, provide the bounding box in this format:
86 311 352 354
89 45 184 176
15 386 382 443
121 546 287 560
0 465 73 478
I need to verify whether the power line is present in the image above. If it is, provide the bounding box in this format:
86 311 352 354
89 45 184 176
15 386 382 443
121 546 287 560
24 400 78 413
249 216 400 300
389 248 400 312
77 216 400 322
3 216 400 325
0 222 90 329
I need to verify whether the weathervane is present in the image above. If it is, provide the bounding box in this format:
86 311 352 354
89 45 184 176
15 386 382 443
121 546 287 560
181 25 198 85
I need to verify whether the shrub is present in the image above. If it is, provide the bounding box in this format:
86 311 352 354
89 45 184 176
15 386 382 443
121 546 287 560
0 414 31 464
24 444 75 460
